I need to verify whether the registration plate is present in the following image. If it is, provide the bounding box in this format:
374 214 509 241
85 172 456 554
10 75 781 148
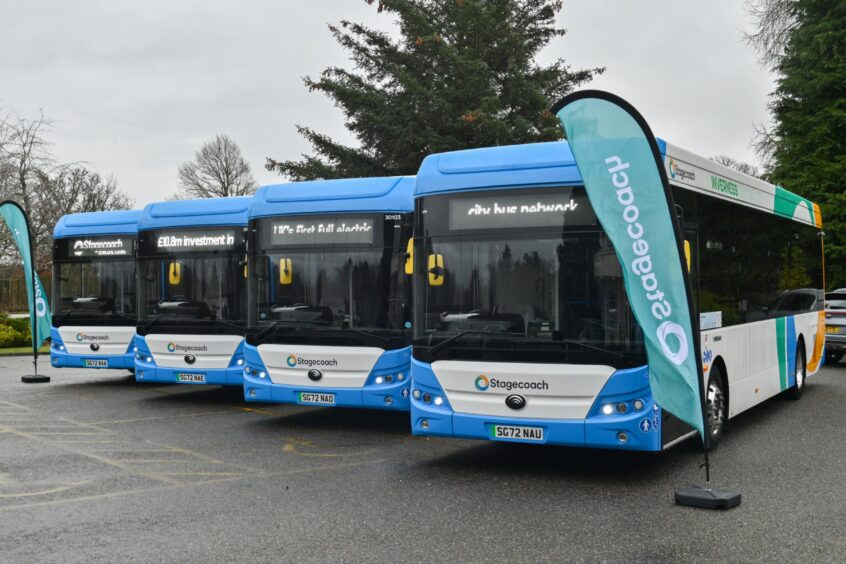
299 392 335 406
489 424 544 442
84 359 108 368
826 326 839 334
176 373 206 383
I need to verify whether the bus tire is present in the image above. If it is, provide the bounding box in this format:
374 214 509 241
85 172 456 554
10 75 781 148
787 343 806 401
705 366 727 450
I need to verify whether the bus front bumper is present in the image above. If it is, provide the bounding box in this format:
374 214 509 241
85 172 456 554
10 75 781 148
242 371 411 411
134 364 244 386
410 399 662 452
50 349 135 370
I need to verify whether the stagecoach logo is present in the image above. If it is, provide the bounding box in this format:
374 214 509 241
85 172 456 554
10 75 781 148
166 342 208 353
285 354 338 368
668 158 696 182
76 333 109 342
474 375 548 392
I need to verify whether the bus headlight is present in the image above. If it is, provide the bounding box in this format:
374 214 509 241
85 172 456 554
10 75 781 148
633 399 645 411
412 389 421 400
434 396 443 406
236 358 244 366
616 402 628 414
601 404 614 415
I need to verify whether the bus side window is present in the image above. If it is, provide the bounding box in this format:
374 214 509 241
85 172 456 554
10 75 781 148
428 254 444 286
168 262 181 285
279 258 293 285
404 239 414 275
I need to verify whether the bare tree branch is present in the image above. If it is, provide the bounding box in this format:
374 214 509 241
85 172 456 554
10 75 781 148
711 155 761 178
744 0 799 70
175 134 257 199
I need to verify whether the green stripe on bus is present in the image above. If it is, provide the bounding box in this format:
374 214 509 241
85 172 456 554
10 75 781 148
776 317 787 390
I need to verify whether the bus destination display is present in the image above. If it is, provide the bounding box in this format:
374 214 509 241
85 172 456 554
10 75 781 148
68 236 134 258
449 190 595 230
150 228 239 253
269 217 374 246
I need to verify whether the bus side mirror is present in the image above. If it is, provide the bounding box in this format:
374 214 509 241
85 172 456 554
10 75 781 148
428 254 444 286
168 262 181 285
684 240 691 272
280 258 293 285
404 239 414 275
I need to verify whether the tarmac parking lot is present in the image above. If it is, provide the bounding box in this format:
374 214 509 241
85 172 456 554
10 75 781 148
0 355 844 562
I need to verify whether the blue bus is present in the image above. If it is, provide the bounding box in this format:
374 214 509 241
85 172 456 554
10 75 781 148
134 197 249 385
410 141 824 450
243 177 414 410
50 210 141 371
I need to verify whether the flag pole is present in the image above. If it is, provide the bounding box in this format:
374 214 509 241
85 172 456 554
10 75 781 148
12 201 49 384
550 91 738 509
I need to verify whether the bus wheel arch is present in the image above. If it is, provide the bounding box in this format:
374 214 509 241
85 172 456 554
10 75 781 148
710 356 729 415
787 336 806 400
705 357 729 449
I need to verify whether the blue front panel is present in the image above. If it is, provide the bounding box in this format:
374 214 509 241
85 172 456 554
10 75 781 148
133 335 245 386
410 359 662 452
49 327 135 370
243 345 412 411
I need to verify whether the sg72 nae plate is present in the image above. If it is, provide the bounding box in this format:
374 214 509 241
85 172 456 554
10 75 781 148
84 359 108 368
176 373 206 383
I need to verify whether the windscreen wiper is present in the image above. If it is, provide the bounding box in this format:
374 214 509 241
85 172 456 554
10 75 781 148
138 314 165 331
428 330 511 355
254 319 289 342
557 339 625 358
316 328 390 348
211 318 244 332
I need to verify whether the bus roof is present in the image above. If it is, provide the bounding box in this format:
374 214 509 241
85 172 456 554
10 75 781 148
250 176 414 219
415 140 821 228
138 197 250 231
54 209 141 238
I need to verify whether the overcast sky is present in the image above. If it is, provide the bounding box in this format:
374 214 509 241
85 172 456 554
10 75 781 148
0 1 773 207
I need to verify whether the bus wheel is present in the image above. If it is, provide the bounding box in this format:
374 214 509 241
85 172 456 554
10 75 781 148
705 367 727 449
787 344 806 401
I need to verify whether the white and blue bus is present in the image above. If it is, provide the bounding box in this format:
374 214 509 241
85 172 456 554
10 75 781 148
134 197 249 385
243 177 414 410
410 141 825 450
50 210 141 371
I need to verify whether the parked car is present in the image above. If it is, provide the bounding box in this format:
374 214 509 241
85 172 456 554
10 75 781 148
824 289 846 364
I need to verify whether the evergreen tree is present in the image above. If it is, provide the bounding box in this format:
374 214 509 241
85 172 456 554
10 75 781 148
267 0 602 180
749 0 846 286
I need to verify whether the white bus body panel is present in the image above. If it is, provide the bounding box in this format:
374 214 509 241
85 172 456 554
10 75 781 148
702 311 821 418
58 326 135 356
257 344 384 388
146 334 242 369
431 361 616 420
